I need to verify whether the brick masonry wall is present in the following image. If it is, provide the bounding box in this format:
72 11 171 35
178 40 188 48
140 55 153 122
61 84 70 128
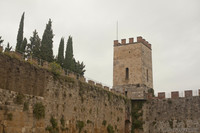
0 53 131 133
143 97 200 133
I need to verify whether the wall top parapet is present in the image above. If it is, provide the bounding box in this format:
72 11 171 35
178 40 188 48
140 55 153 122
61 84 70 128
114 36 151 49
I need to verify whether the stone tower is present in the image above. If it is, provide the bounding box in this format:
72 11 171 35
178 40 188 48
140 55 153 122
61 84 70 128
113 36 153 99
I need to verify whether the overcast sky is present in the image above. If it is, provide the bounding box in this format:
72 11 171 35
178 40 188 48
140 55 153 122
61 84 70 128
0 0 200 95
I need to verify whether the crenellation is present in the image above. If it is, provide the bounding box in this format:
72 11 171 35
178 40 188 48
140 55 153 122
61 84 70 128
158 92 165 99
104 86 109 91
185 90 193 97
121 39 126 44
88 80 95 85
129 37 134 43
171 91 179 99
96 83 103 88
137 36 143 42
114 40 119 46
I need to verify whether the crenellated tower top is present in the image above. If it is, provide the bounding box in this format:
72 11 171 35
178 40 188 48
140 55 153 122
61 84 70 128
113 36 153 100
113 36 152 50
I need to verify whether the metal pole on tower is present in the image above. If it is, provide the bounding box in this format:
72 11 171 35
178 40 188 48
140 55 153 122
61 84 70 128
116 21 118 40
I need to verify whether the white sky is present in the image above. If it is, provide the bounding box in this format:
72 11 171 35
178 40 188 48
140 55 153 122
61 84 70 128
0 0 200 95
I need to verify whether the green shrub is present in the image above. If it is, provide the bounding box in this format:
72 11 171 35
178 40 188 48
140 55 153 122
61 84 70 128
23 102 29 111
102 120 107 126
7 113 13 121
33 102 45 120
46 116 59 133
107 124 114 133
168 120 173 128
15 93 24 104
131 101 144 132
87 120 93 124
76 120 84 133
167 99 172 104
49 62 62 77
60 115 65 127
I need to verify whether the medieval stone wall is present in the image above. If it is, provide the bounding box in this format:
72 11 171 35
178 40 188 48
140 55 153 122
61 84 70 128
0 53 131 133
142 95 200 133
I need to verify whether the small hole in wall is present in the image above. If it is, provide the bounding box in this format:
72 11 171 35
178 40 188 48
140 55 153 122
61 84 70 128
129 51 130 53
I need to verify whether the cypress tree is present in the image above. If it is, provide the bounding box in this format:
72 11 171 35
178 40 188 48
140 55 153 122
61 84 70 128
40 19 54 62
57 37 64 67
64 36 75 72
28 30 41 58
20 38 27 53
16 12 25 52
74 61 86 76
4 43 12 52
0 36 3 46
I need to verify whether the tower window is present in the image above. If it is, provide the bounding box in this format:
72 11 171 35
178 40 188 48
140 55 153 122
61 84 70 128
125 68 129 80
147 69 149 82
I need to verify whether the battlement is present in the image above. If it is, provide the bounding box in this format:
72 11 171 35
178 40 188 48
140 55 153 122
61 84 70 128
113 36 152 49
154 89 200 99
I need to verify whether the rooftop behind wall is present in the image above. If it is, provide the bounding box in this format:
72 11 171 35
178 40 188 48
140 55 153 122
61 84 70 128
114 36 152 49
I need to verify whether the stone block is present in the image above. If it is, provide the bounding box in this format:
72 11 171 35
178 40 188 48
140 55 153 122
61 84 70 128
104 86 109 91
121 39 126 44
79 76 86 82
185 90 192 97
114 40 119 45
96 83 103 88
158 92 165 99
171 91 179 99
137 36 143 42
129 38 134 43
88 80 95 85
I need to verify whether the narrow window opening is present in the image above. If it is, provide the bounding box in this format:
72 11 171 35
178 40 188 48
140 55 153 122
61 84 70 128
125 68 129 80
125 91 128 97
147 69 149 82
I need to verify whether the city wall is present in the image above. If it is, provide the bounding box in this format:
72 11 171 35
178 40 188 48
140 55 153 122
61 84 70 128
142 91 200 133
0 52 131 133
1 51 200 133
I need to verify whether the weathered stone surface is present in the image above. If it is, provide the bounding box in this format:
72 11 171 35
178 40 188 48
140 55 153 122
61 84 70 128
0 53 130 133
113 37 153 100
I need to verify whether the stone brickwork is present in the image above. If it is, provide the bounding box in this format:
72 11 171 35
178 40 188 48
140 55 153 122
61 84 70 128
113 36 153 99
143 97 200 133
0 53 131 133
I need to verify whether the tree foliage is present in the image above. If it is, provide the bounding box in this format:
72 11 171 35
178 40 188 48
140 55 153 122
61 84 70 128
27 30 41 58
4 43 12 52
40 19 54 62
16 12 25 52
63 36 86 75
20 38 27 53
64 36 74 71
57 37 64 67
0 36 4 46
74 61 85 76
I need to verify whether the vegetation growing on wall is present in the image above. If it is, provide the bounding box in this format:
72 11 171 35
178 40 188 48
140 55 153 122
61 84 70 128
46 116 59 133
131 100 144 133
15 93 25 104
7 113 13 121
33 102 45 120
49 62 62 77
76 120 84 133
107 124 114 133
102 120 107 126
23 102 29 111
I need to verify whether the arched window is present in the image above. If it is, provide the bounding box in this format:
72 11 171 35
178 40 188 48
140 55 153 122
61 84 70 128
125 68 129 80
